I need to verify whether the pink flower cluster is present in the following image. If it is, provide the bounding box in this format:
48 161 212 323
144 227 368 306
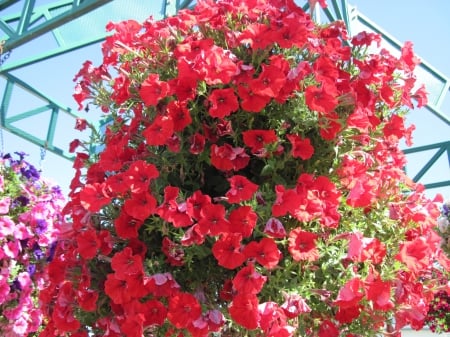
0 153 65 336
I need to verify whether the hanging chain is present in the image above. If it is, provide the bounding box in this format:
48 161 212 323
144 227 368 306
0 40 10 156
0 40 11 66
39 143 47 172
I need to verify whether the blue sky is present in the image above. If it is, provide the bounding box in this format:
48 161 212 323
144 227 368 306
0 0 449 199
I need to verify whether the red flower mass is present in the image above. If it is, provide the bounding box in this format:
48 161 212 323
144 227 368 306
39 0 450 336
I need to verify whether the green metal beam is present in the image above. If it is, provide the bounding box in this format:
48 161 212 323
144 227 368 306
164 0 196 17
179 0 196 11
163 0 178 17
302 0 352 34
0 35 106 73
0 0 19 11
0 72 82 160
403 141 450 190
0 0 111 53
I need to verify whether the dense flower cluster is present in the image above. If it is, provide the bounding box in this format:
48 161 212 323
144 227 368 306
0 152 65 336
425 201 450 334
39 0 449 336
436 200 450 257
425 288 450 334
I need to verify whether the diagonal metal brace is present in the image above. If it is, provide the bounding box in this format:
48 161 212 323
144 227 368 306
1 0 112 53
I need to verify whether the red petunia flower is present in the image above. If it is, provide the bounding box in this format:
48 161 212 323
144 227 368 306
79 182 111 212
69 139 81 153
333 277 364 309
105 172 130 196
395 237 431 276
318 319 339 337
189 133 206 155
123 191 157 221
51 305 81 332
382 114 410 141
120 315 144 337
258 301 290 335
400 41 421 72
170 77 198 102
111 73 131 105
281 293 311 319
304 81 338 114
232 263 267 295
73 81 91 111
272 185 301 218
111 247 144 279
142 299 167 326
139 73 170 106
270 16 310 49
364 277 394 311
242 129 278 155
181 224 206 246
125 272 150 299
76 229 100 260
166 100 192 132
210 144 250 172
127 238 148 258
167 292 202 329
186 190 212 220
263 217 287 238
156 186 192 228
146 273 180 298
203 45 239 85
249 63 286 98
225 175 259 204
243 237 281 269
198 203 230 236
208 88 239 118
238 22 272 50
124 160 159 194
142 115 174 146
286 134 314 160
347 232 386 265
228 206 257 238
412 83 428 108
237 85 271 112
75 117 87 131
114 211 143 239
98 138 132 172
104 273 132 304
77 288 99 312
212 233 246 269
335 305 362 324
288 228 319 262
229 293 260 330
